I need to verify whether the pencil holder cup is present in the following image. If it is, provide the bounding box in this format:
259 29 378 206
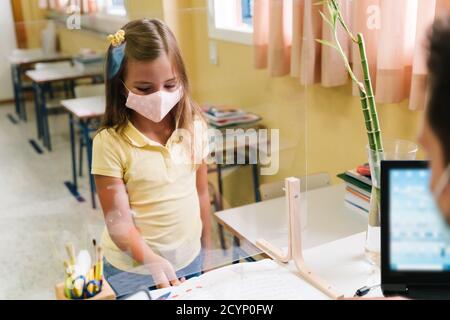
55 278 116 300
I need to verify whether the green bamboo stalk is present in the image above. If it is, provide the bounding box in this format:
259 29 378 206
359 90 377 153
325 0 384 166
319 0 384 232
356 33 384 154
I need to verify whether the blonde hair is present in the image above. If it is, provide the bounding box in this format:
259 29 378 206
101 19 203 137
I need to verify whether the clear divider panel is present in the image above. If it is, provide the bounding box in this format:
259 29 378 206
1 0 307 300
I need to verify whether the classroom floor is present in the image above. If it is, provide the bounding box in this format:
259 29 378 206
0 101 234 300
0 102 103 299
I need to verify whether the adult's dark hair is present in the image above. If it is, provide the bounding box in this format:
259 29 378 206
427 17 450 164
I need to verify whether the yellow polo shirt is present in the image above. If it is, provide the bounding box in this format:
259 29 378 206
91 119 209 273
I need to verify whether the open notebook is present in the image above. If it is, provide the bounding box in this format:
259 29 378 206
126 259 329 300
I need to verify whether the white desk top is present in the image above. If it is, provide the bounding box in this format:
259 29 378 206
141 232 381 300
297 232 382 298
25 66 102 84
215 184 368 250
9 49 71 65
61 96 105 119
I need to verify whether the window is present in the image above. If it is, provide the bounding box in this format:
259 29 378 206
241 0 254 27
89 0 128 34
100 0 126 16
208 0 254 45
47 0 127 17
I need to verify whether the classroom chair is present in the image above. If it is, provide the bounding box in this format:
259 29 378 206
259 172 331 201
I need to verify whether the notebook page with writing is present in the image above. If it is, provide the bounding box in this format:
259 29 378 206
144 259 329 300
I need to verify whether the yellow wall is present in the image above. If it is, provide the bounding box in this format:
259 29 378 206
57 27 106 55
126 0 164 20
21 0 425 208
184 0 424 206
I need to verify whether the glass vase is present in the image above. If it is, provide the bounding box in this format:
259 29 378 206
365 139 418 266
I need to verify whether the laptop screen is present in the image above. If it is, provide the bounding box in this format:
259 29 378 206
389 167 450 272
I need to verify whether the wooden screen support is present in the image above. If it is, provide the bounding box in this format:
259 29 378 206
256 177 344 300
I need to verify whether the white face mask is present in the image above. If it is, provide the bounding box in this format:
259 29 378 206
124 83 183 123
433 164 450 202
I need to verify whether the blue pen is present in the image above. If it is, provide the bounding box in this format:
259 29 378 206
156 291 171 300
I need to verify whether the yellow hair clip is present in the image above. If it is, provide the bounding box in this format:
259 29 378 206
107 29 126 47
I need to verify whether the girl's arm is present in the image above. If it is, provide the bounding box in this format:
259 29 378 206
196 163 213 252
94 175 180 288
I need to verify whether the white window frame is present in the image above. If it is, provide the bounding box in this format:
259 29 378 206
84 0 128 35
208 0 253 46
49 0 128 34
97 0 127 17
84 14 128 35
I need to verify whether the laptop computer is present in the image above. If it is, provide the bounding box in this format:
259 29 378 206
381 160 450 299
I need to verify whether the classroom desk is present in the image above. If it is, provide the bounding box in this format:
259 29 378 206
26 67 104 151
181 185 380 300
299 232 383 298
61 96 105 209
144 232 382 300
9 49 72 122
215 184 368 258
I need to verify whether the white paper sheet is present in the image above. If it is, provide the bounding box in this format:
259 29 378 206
127 259 329 300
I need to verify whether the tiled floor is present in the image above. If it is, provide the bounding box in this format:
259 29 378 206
0 102 104 299
0 102 236 300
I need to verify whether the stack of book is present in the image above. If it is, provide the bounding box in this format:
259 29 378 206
337 166 372 214
202 105 262 129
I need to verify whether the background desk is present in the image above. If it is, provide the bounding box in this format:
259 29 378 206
213 185 381 299
26 67 103 151
62 96 105 209
9 49 72 122
145 232 382 300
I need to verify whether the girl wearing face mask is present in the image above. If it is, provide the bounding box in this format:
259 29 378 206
91 19 212 297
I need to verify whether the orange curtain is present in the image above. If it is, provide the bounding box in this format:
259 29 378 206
254 0 292 76
436 0 450 16
253 0 447 110
409 0 436 110
351 0 379 96
299 0 322 85
375 0 417 104
290 0 304 78
254 0 269 69
321 0 349 87
268 0 292 76
39 0 49 9
47 0 98 13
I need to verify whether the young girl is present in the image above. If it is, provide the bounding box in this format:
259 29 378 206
92 19 212 298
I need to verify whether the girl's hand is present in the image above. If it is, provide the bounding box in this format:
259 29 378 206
146 254 180 289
